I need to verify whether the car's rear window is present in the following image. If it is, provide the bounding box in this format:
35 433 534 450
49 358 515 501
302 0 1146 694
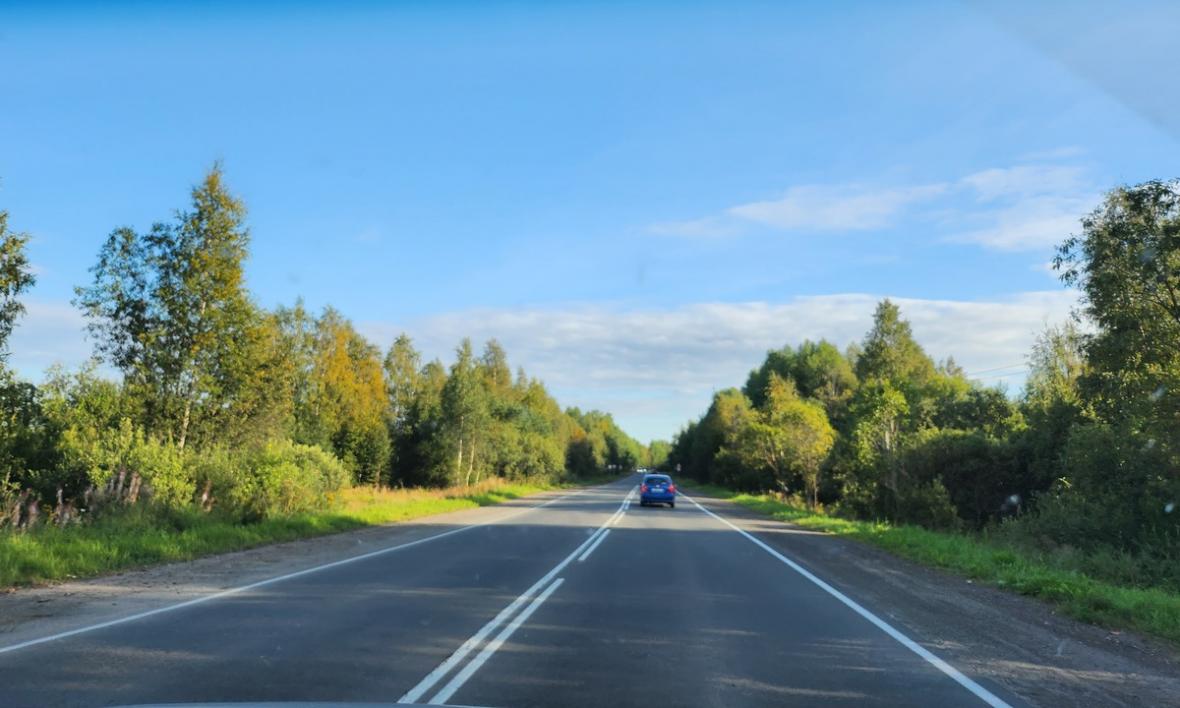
644 476 670 485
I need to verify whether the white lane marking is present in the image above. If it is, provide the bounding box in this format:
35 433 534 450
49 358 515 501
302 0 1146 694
577 529 611 562
0 486 586 657
399 486 635 704
428 577 565 705
610 490 634 526
682 494 1012 708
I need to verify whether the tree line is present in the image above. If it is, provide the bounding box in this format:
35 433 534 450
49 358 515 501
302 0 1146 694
0 166 647 525
665 179 1180 590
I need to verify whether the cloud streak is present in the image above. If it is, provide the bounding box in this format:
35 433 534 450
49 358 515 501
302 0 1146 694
729 183 949 231
651 158 1101 252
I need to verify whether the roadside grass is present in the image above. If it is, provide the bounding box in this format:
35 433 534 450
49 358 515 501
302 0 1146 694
0 479 556 590
691 484 1180 646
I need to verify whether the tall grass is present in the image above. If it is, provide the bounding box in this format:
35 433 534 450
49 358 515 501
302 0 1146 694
693 485 1180 646
0 479 552 589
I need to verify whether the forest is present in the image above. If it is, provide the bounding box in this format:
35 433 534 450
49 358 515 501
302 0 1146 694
0 166 648 530
666 179 1180 592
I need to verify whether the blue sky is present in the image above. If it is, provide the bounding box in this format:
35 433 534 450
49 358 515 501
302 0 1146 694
3 0 1180 441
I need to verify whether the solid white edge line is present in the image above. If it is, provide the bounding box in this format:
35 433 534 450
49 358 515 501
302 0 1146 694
681 493 1011 708
577 529 611 562
428 577 566 705
0 485 587 657
398 485 635 704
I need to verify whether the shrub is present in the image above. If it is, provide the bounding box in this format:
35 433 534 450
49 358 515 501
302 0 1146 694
194 440 349 520
895 478 961 531
63 419 195 509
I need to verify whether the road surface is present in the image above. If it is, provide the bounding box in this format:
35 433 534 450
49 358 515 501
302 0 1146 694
0 477 1168 706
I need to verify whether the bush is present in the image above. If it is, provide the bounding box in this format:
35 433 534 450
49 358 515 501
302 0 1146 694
67 419 195 509
194 440 349 520
125 434 193 507
895 478 962 531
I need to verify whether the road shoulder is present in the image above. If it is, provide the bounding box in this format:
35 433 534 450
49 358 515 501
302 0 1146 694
687 488 1180 707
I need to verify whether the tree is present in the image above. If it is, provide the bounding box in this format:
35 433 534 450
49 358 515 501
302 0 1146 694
384 333 422 434
1056 179 1180 424
1020 322 1088 492
0 209 36 357
1048 180 1180 548
744 348 796 408
274 300 321 443
75 164 262 449
726 374 835 506
745 340 856 415
845 380 909 514
479 339 512 393
855 299 936 389
310 309 389 484
392 358 449 486
440 339 491 485
646 439 671 469
685 389 752 483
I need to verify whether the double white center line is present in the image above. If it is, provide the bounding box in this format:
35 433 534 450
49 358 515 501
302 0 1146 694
399 486 635 705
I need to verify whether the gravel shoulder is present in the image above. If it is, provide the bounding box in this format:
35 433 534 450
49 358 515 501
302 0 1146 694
689 488 1180 707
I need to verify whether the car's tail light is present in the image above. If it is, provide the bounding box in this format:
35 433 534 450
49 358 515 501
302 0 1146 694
668 484 676 493
640 484 648 493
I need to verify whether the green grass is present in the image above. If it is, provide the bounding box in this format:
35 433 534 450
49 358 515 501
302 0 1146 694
692 484 1180 647
0 479 555 589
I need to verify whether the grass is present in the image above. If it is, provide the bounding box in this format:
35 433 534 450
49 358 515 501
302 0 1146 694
0 479 556 590
692 484 1180 647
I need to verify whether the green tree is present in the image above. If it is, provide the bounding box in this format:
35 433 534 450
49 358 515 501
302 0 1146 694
0 208 43 494
681 389 752 483
1056 179 1180 424
726 375 835 506
1020 322 1088 492
0 209 36 357
74 164 264 449
394 359 449 486
646 439 671 469
440 339 491 485
746 340 856 415
855 299 936 390
844 380 909 514
384 333 422 435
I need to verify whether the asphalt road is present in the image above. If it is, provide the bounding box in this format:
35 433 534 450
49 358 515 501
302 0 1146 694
0 476 1027 707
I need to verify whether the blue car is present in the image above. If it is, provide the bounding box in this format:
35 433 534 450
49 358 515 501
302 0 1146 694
639 474 676 508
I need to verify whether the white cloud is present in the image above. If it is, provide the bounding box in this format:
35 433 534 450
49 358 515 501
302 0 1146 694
959 165 1087 201
951 196 1092 250
951 164 1099 250
361 291 1079 441
651 158 1100 252
7 300 92 379
728 183 948 231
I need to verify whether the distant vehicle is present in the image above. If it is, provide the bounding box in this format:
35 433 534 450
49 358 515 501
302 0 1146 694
639 473 676 508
